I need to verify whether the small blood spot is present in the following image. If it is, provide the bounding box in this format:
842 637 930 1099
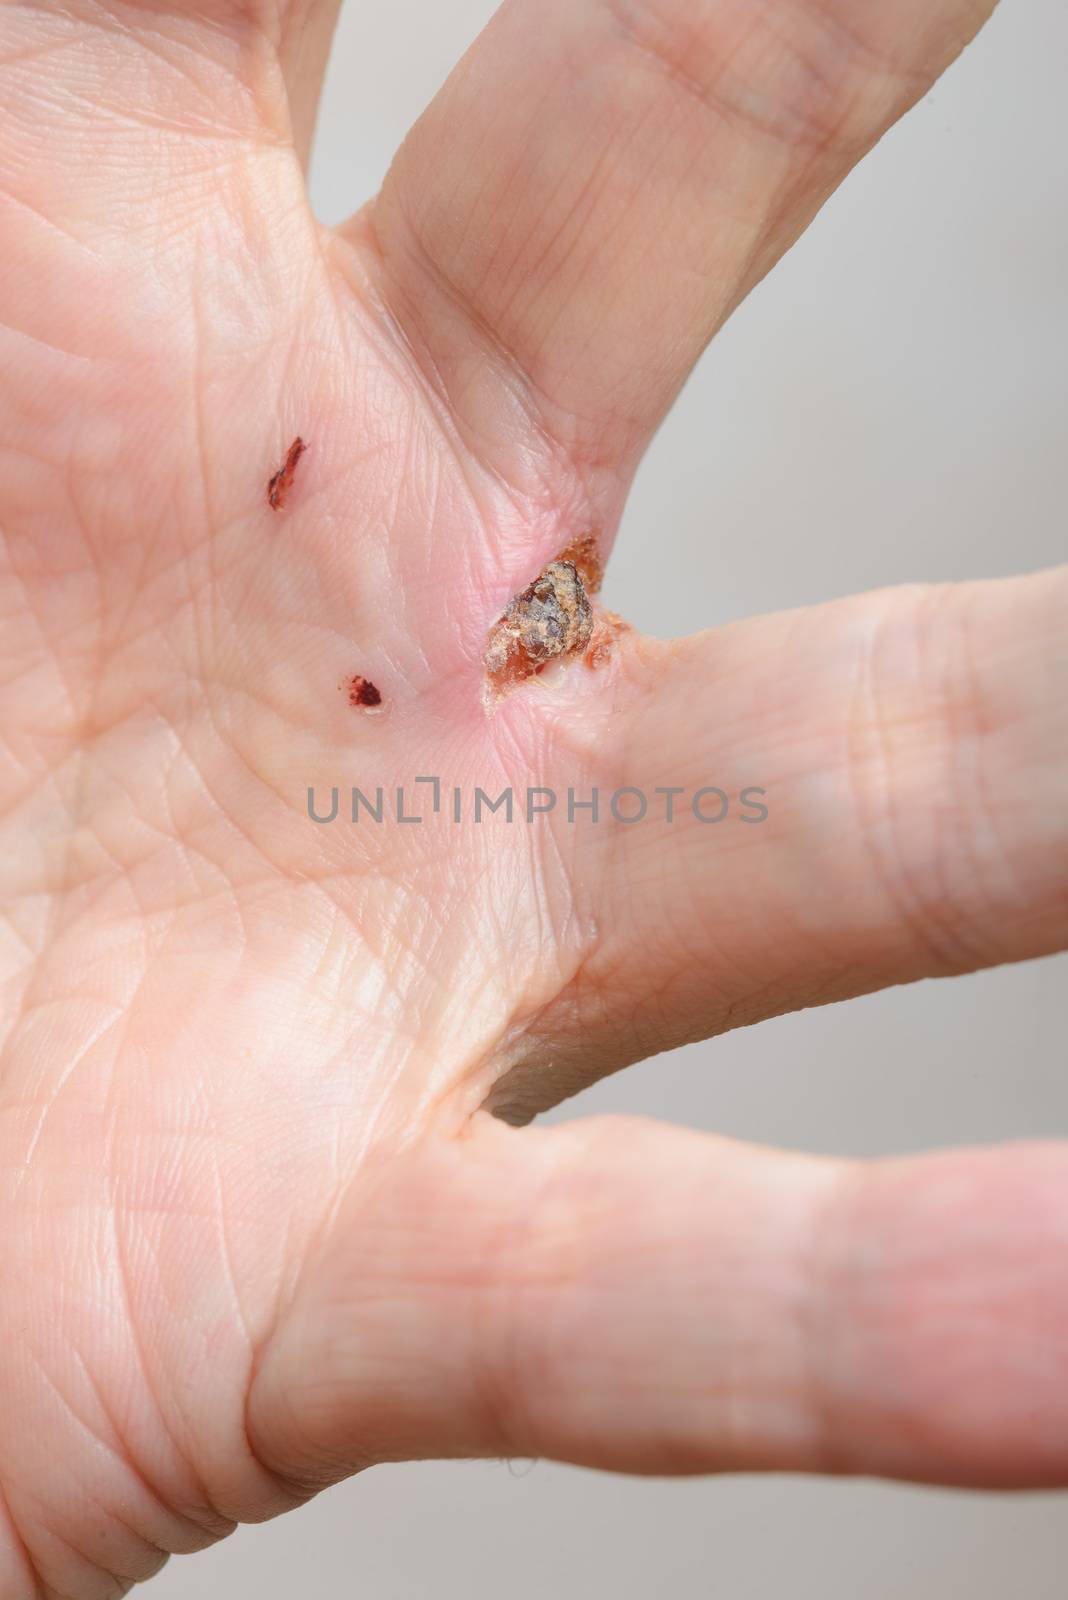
267 437 307 510
347 675 382 710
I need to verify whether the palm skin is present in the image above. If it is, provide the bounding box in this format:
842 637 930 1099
0 68 601 1573
2 0 1067 1594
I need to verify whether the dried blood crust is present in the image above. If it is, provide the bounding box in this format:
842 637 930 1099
585 609 630 669
556 534 603 596
483 536 631 703
347 674 383 710
267 436 307 510
485 558 594 697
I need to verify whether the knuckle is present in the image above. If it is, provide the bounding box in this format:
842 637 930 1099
602 0 914 154
845 584 1014 976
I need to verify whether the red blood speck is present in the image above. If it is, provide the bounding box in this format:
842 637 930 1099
347 675 382 709
267 437 307 510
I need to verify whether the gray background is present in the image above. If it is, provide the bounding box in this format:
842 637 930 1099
155 1 1067 1593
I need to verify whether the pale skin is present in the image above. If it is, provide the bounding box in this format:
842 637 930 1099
1 0 1066 1592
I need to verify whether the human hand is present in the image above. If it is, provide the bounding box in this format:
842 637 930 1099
2 0 1066 1594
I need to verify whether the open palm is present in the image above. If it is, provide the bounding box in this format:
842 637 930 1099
2 0 1067 1592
